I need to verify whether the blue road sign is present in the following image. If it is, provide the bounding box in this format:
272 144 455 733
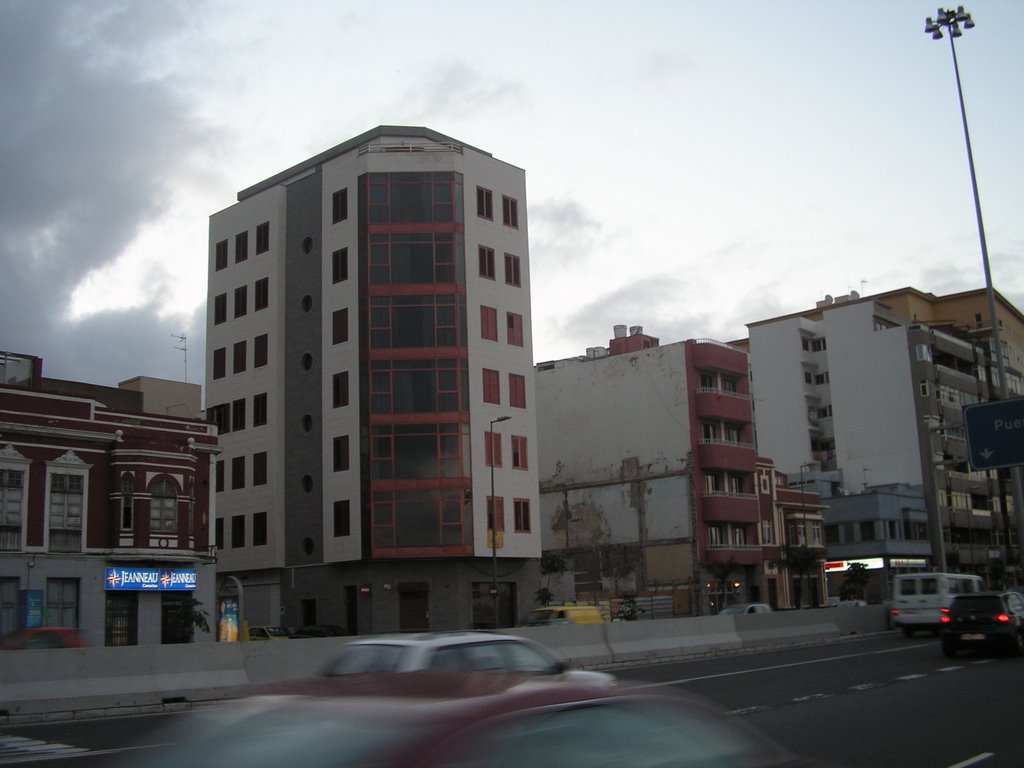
963 399 1024 470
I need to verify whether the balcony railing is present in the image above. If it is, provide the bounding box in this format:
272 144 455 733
49 528 82 553
0 525 21 551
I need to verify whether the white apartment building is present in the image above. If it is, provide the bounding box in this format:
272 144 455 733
747 289 1022 586
206 126 539 633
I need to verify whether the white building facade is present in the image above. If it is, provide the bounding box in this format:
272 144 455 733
207 127 539 633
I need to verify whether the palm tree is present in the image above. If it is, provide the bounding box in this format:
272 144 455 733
771 544 821 609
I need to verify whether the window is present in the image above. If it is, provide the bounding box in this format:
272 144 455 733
506 312 523 346
231 515 245 548
511 435 527 469
332 188 348 223
231 456 245 490
487 496 505 532
215 239 228 271
46 579 79 628
118 473 134 531
334 500 351 537
513 499 530 532
485 431 502 468
483 369 500 404
150 479 177 534
255 222 270 254
481 306 498 341
333 308 349 344
332 247 348 283
708 525 722 546
253 393 268 427
254 333 268 367
333 436 350 472
215 461 224 493
212 347 226 379
253 452 267 486
368 233 462 285
232 398 246 431
476 187 493 219
215 518 224 549
235 231 248 263
234 285 247 318
859 521 875 541
504 253 521 286
333 371 349 408
209 403 229 434
502 196 519 228
214 293 227 325
761 520 773 544
49 472 83 552
233 340 246 374
509 373 526 408
812 338 827 352
253 511 267 546
479 246 495 279
366 172 462 224
254 277 269 310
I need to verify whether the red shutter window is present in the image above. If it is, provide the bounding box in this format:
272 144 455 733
509 373 526 408
481 306 498 341
483 368 500 404
506 312 523 346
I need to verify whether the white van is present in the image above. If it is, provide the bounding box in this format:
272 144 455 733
890 572 983 636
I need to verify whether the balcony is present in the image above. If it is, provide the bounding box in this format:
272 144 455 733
0 525 21 551
701 492 759 524
694 388 752 422
697 440 757 473
705 544 762 566
49 528 81 553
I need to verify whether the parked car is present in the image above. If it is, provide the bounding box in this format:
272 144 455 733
320 631 615 687
132 671 819 768
719 602 773 615
940 591 1024 657
248 625 291 640
0 627 88 650
521 605 605 626
292 625 347 638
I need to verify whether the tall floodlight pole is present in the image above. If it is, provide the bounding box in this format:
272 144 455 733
925 7 1024 579
489 415 511 627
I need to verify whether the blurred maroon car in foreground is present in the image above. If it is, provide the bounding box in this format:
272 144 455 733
1 627 87 650
130 671 827 768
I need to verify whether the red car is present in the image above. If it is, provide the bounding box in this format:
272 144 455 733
1 627 88 650
133 671 825 768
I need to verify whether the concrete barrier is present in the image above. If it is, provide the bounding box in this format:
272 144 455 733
0 606 890 723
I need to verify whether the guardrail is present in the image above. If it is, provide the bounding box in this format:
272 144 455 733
0 606 890 723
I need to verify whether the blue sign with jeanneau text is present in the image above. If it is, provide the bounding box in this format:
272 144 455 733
105 567 197 591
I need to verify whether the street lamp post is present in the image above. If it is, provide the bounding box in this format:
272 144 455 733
489 415 511 628
925 7 1024 578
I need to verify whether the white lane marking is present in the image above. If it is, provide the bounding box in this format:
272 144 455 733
897 674 926 681
725 705 769 716
634 643 932 687
849 683 883 691
792 693 832 702
946 753 994 768
937 666 964 672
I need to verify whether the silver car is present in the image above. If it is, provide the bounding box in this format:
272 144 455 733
320 631 615 687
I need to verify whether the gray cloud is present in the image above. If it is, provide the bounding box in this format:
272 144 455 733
0 0 212 387
529 197 603 269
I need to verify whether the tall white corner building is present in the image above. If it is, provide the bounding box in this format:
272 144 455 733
206 126 539 633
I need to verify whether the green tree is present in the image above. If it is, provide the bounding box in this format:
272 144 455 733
535 551 568 606
704 557 737 611
840 562 870 601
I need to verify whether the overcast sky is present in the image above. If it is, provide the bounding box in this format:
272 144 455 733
3 0 1022 393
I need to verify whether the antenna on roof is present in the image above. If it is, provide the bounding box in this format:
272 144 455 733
171 333 188 382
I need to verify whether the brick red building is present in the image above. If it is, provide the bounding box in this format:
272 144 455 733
0 352 219 645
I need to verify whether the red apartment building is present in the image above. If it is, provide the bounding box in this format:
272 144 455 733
0 352 219 645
